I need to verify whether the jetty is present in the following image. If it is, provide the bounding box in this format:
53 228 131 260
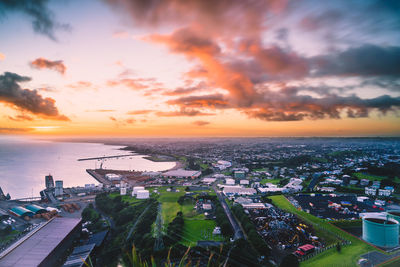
77 154 133 161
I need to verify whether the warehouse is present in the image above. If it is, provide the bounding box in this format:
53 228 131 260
137 190 150 199
25 204 47 215
9 206 34 218
0 217 81 267
223 187 256 196
162 169 201 179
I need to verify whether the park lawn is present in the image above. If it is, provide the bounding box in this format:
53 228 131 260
108 192 144 204
353 172 387 181
260 178 281 185
269 195 378 267
157 186 186 225
180 219 224 247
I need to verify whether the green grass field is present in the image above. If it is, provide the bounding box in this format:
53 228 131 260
353 172 387 181
269 195 378 267
109 192 145 204
260 178 280 185
180 219 224 247
154 186 223 246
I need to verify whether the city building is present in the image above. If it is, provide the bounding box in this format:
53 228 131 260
225 178 235 185
365 187 377 196
234 171 246 179
240 179 249 185
378 189 392 197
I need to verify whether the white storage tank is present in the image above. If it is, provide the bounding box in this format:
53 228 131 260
120 187 127 195
133 186 145 196
137 190 149 199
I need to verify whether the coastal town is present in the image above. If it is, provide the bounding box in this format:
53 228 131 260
1 138 400 267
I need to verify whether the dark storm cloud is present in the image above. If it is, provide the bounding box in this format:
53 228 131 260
0 72 69 120
0 0 69 40
312 45 400 77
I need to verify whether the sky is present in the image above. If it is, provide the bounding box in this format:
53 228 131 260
0 0 400 137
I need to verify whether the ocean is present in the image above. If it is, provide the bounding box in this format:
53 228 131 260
0 137 175 199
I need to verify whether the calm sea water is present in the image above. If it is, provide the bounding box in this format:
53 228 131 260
0 137 175 199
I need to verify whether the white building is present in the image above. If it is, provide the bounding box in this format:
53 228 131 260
365 187 377 196
240 180 249 185
215 160 232 170
120 187 127 195
223 187 256 196
241 203 266 209
225 178 235 185
133 186 145 196
137 190 149 199
105 173 121 181
202 178 217 185
378 189 392 197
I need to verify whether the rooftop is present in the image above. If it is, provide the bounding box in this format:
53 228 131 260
0 217 81 267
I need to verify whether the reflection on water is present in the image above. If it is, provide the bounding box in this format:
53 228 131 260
0 137 175 198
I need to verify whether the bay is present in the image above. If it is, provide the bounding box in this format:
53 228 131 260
0 137 175 199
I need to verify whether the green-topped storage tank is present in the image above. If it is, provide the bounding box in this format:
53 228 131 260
362 216 399 248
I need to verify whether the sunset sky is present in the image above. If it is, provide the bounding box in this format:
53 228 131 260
1 0 400 137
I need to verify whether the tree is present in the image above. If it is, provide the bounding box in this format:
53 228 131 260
336 242 341 252
280 254 299 267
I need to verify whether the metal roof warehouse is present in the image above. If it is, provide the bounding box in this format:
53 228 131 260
0 217 81 267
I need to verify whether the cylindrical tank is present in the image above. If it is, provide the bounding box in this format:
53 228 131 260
387 210 400 224
362 216 399 248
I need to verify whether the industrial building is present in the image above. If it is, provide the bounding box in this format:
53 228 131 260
0 217 81 267
55 180 63 196
223 186 256 196
162 169 201 179
362 216 399 248
45 175 54 189
136 190 150 199
105 173 121 181
25 204 47 215
9 206 34 218
132 186 145 196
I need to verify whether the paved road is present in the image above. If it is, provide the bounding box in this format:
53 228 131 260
213 186 244 240
360 250 400 267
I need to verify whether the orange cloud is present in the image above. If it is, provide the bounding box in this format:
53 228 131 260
30 58 66 75
192 120 210 126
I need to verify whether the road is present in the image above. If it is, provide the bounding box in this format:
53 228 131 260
213 185 244 240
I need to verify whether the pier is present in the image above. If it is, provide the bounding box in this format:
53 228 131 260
77 154 134 161
86 169 112 185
